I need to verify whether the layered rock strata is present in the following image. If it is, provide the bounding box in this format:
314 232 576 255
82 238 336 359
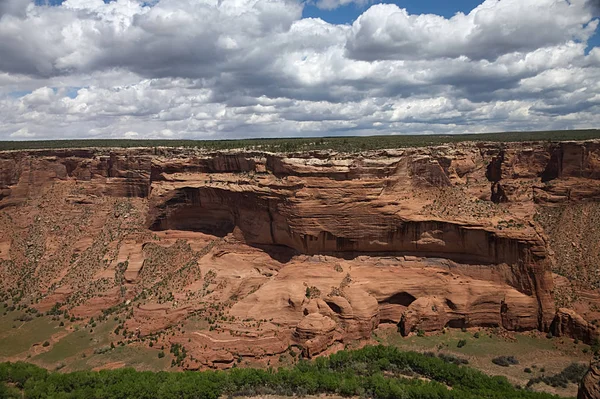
1 140 599 363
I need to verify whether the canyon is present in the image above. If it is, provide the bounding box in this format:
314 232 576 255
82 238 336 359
1 139 600 371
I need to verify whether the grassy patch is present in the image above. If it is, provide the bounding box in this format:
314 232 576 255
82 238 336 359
32 320 117 365
379 329 555 357
181 315 210 332
0 311 23 336
0 316 62 358
374 327 591 397
69 345 171 372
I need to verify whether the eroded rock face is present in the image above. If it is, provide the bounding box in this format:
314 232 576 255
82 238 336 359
552 308 599 345
294 313 337 357
1 140 599 366
579 361 600 399
399 296 447 335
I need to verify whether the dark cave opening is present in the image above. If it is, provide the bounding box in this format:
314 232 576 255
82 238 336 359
382 292 417 307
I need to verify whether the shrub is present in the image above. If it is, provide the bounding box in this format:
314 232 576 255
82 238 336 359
93 346 111 355
524 368 532 373
42 341 50 347
526 363 587 389
492 356 519 367
158 351 165 358
438 353 469 365
457 339 467 348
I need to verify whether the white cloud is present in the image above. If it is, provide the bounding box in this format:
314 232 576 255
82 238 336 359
346 0 598 62
10 127 35 138
0 0 598 139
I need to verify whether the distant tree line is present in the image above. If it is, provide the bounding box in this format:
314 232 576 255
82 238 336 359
0 129 598 153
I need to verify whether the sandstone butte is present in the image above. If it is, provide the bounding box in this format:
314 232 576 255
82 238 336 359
1 139 600 371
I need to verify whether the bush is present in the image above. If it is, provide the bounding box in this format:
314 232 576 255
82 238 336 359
457 339 467 348
473 332 480 339
492 356 519 367
42 341 50 347
524 368 532 373
158 351 165 358
438 353 469 365
526 363 587 389
93 346 111 355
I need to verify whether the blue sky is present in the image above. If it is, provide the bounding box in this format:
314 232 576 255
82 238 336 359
304 0 484 22
3 0 600 139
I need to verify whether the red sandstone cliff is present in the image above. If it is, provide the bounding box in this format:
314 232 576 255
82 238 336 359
1 139 599 363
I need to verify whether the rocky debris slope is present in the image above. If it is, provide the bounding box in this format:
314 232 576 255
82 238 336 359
1 139 599 365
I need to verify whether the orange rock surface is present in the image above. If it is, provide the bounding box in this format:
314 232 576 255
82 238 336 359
1 140 600 367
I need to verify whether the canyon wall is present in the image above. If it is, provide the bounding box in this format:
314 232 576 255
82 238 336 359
1 139 599 363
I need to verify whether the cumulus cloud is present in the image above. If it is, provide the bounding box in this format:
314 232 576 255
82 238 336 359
0 0 30 17
0 0 598 139
587 0 600 15
346 0 597 62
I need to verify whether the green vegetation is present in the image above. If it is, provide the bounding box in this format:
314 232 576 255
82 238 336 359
0 315 61 358
373 327 591 395
0 129 599 152
32 320 118 365
379 328 556 358
0 345 565 398
430 352 469 365
526 363 588 389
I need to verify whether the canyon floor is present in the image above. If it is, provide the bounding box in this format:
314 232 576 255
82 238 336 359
1 135 600 397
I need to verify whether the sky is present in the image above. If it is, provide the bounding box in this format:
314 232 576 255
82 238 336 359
0 0 599 140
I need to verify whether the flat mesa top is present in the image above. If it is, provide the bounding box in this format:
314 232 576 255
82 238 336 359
0 129 599 152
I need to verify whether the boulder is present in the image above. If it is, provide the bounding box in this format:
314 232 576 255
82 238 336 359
399 297 447 336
